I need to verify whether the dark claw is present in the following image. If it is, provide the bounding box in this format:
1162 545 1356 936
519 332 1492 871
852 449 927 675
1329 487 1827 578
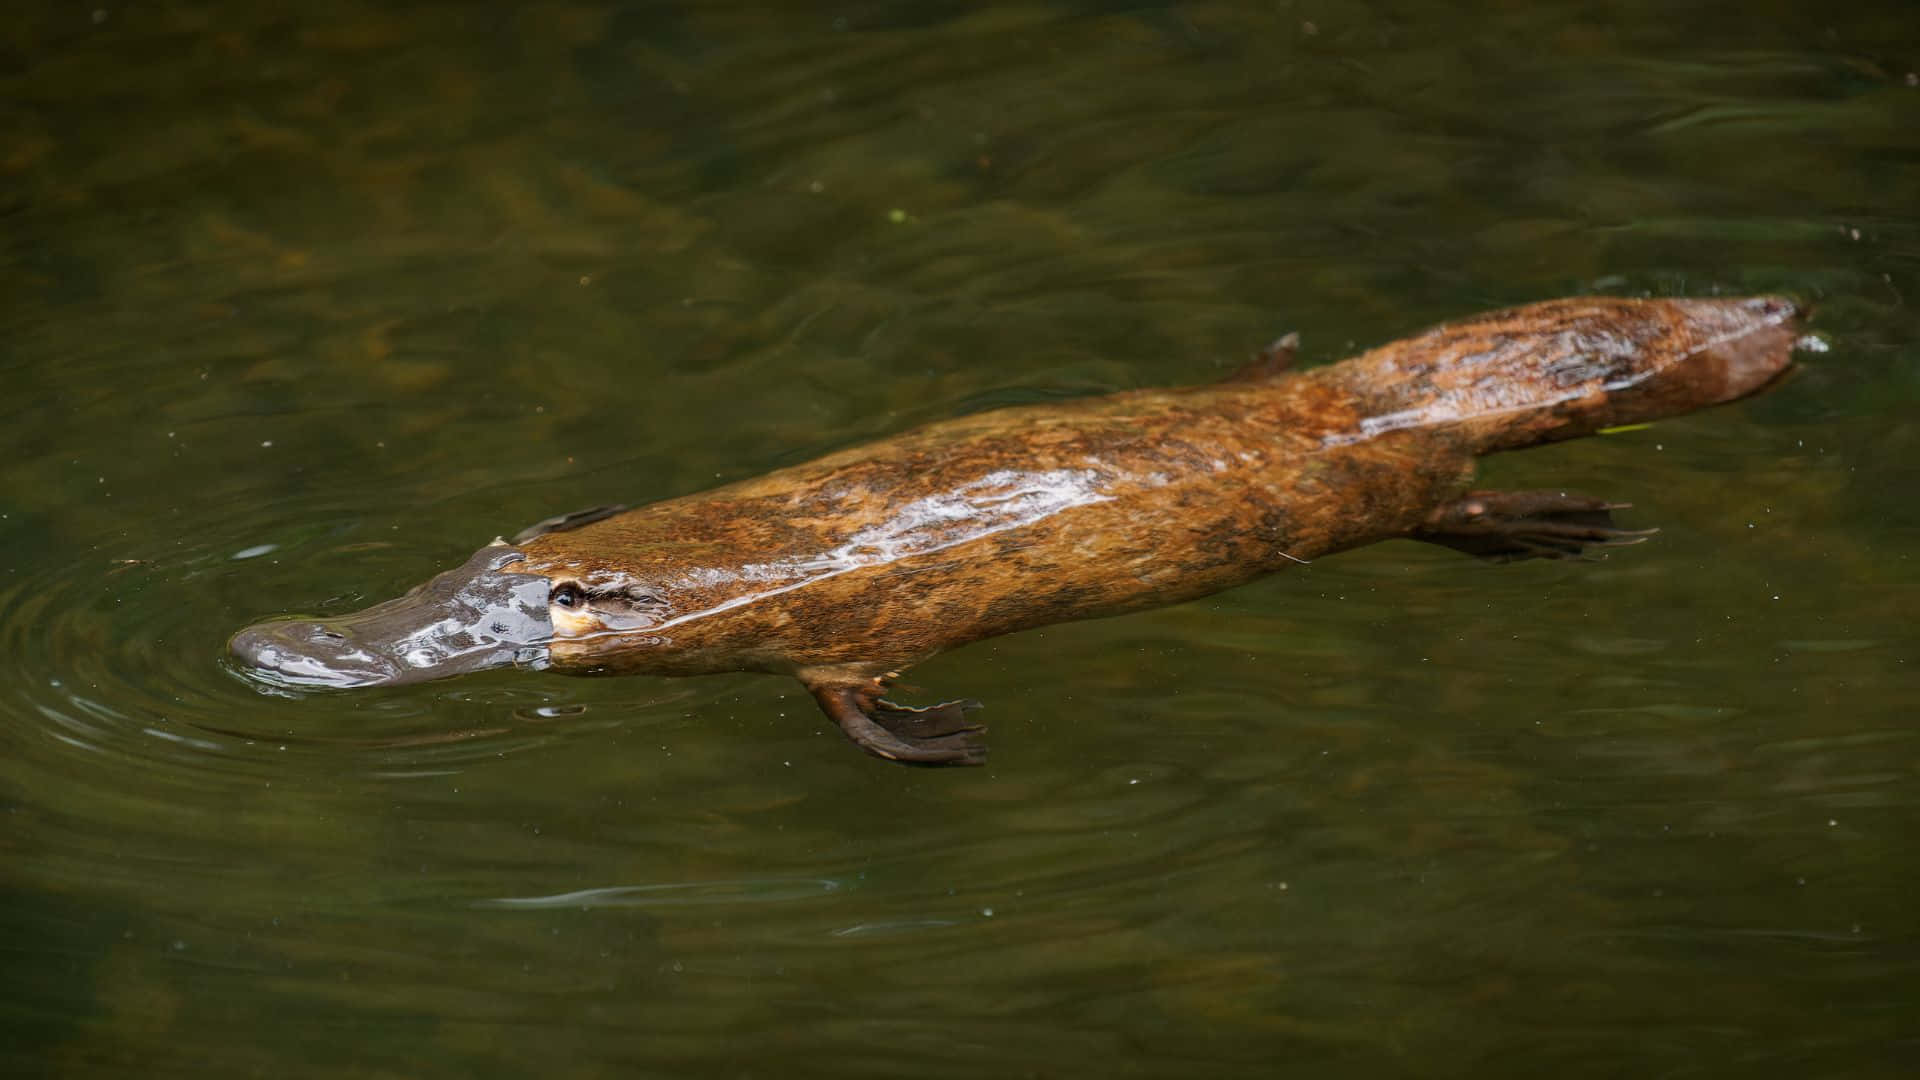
805 682 989 766
1415 490 1659 562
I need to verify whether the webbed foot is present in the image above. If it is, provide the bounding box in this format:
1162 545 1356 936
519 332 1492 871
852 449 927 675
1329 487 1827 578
802 673 987 766
1414 490 1657 562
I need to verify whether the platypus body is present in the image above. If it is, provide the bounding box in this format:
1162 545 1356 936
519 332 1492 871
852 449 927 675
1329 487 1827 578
231 296 1802 765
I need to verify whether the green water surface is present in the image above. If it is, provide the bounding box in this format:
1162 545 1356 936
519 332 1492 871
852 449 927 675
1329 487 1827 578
3 2 1917 1076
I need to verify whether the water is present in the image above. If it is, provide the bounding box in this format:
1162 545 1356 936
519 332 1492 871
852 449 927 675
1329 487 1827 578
4 2 1917 1075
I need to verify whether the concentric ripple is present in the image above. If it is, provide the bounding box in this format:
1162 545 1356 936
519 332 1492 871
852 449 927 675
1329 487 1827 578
0 498 682 811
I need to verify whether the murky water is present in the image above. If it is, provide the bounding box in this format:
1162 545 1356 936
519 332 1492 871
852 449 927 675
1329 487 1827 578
4 2 1917 1075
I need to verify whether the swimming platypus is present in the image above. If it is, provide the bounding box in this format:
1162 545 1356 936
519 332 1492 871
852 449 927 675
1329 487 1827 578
230 296 1802 765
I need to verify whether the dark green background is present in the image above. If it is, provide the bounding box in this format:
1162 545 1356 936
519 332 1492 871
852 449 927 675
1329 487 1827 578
3 2 1916 1076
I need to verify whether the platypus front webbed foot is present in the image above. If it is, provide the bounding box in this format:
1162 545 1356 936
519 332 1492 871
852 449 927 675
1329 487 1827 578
802 672 986 766
1414 490 1658 562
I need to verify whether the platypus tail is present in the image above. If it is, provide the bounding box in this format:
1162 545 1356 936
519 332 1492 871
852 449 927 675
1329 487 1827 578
1324 296 1801 454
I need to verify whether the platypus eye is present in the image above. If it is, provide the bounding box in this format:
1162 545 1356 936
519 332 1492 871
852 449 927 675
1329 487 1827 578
550 583 584 609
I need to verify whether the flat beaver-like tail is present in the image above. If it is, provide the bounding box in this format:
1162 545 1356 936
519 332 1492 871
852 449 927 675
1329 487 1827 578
1320 296 1801 455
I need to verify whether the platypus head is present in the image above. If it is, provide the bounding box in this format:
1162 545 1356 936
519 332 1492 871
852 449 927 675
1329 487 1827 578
229 523 754 690
229 543 559 689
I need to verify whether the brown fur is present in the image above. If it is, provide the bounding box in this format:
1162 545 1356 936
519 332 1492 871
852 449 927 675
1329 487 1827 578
234 296 1801 765
513 297 1797 684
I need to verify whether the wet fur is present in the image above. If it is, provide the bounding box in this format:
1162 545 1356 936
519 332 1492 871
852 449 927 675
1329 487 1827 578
511 297 1797 690
234 296 1800 766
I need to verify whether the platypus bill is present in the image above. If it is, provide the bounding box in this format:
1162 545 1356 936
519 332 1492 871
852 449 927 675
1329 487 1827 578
230 296 1803 766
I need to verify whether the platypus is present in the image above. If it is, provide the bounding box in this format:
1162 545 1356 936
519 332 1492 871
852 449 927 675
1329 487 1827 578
230 296 1802 765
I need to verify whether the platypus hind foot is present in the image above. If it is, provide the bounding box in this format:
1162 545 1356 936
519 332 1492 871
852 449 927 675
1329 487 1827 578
803 675 987 766
1414 490 1658 562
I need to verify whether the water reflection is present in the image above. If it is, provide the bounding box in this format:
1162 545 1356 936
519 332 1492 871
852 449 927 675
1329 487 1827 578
480 879 847 910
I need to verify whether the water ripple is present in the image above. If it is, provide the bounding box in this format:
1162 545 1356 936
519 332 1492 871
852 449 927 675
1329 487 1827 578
478 878 845 910
0 506 678 814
